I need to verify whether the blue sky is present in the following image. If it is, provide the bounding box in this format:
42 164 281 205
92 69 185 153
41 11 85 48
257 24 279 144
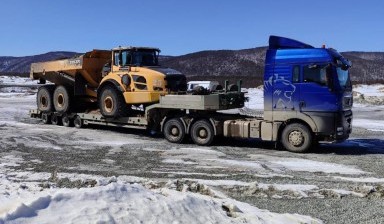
0 0 383 56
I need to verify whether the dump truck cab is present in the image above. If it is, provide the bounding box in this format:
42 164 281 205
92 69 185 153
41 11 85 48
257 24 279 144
98 46 187 117
264 36 353 150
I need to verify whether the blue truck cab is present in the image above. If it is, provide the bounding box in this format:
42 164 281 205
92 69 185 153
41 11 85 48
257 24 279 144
263 36 353 152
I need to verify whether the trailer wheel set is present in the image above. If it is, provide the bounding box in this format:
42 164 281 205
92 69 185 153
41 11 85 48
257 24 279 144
162 118 215 146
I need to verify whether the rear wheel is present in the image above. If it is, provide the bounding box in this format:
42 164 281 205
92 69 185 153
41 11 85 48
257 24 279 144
62 114 72 127
37 86 54 112
51 114 61 126
53 85 72 113
41 113 51 124
281 123 312 153
190 119 214 146
163 118 186 143
74 116 83 128
99 85 128 118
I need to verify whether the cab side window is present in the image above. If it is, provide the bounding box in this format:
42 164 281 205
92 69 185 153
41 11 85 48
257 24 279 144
303 64 329 86
114 52 120 66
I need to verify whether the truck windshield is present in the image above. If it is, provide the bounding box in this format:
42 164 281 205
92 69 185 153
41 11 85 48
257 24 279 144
336 66 352 90
131 51 159 66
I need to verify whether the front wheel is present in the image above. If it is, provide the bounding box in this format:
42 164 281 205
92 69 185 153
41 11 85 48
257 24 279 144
190 119 214 146
281 123 312 153
99 85 128 118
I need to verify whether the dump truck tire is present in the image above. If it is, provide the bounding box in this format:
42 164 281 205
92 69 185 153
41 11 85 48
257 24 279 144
163 118 186 143
53 86 72 113
37 86 54 112
99 85 128 118
190 119 214 146
281 123 312 153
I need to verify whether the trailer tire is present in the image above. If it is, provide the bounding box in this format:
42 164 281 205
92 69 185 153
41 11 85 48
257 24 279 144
37 86 54 112
281 123 312 153
41 113 51 124
163 118 186 143
62 114 72 127
190 119 214 146
74 116 83 128
53 86 72 113
51 114 61 126
99 85 128 118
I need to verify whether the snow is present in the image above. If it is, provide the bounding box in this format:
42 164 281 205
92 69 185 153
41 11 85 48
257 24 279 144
353 84 384 97
271 159 365 175
0 76 39 86
353 119 384 132
333 176 384 183
0 177 322 224
244 87 264 110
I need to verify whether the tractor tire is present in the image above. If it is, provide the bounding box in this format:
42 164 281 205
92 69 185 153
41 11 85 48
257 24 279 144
99 85 128 118
281 123 312 153
53 86 72 113
37 86 54 112
190 119 214 146
163 118 186 143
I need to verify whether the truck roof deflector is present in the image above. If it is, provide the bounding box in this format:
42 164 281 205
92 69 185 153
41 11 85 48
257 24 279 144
269 36 314 50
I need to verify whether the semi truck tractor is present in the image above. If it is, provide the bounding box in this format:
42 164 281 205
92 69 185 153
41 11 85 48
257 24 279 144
30 36 353 153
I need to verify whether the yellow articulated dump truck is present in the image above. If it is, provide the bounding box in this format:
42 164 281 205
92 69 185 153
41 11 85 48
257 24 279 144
30 47 187 117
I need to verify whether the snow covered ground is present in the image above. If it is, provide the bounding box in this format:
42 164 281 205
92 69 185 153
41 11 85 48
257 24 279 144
1 76 384 223
0 76 38 86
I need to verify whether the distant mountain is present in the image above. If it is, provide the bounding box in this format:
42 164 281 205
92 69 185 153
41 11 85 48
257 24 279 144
1 49 383 87
160 47 267 87
0 51 79 76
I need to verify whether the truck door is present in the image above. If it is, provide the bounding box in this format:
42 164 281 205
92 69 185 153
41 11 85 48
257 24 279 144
268 65 299 115
298 64 337 113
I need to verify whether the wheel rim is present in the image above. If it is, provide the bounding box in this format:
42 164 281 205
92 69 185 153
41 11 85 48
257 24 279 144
104 96 113 113
288 130 304 146
198 128 208 138
57 94 64 108
41 96 48 108
171 126 179 136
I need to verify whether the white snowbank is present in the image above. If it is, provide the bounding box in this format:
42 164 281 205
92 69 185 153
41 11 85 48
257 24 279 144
0 181 321 224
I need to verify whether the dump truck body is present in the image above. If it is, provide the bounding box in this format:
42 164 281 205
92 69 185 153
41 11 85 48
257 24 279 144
30 50 111 98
